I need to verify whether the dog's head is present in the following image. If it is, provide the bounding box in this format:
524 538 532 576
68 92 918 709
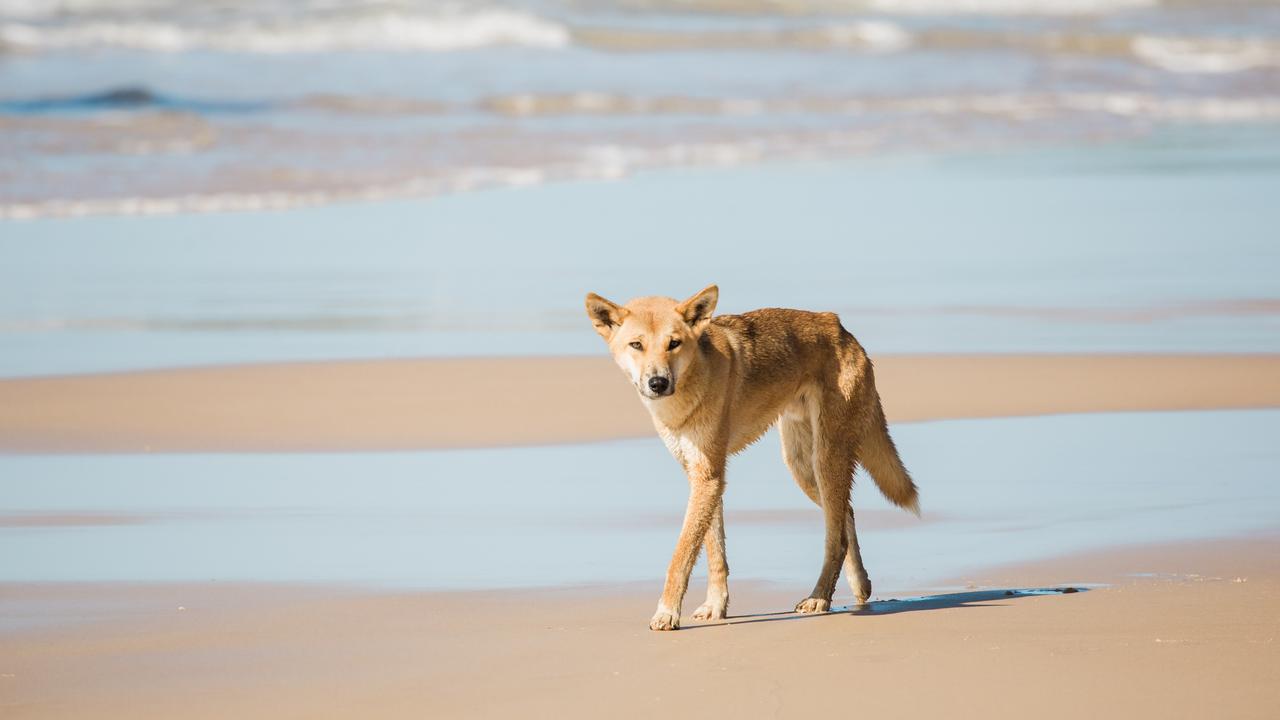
584 284 718 400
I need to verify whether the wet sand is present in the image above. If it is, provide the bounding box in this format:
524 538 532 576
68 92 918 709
3 535 1276 719
2 353 1278 453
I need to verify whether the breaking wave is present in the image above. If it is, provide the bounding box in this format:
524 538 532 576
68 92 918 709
0 9 570 53
1132 35 1280 75
3 1 1277 221
3 6 1276 79
865 0 1157 14
615 0 1159 16
573 20 913 53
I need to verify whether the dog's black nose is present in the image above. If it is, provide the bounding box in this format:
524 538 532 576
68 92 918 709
648 376 670 394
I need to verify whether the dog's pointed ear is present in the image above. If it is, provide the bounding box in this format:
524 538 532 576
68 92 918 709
676 284 718 331
585 292 628 341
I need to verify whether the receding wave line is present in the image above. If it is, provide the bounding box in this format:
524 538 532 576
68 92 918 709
0 137 810 219
477 92 1280 120
5 88 1280 220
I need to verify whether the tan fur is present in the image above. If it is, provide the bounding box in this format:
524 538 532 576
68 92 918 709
585 285 919 631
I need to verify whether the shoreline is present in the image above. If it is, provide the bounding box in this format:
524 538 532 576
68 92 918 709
3 533 1276 718
2 353 1278 453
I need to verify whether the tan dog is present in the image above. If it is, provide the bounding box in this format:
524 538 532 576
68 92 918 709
585 284 919 631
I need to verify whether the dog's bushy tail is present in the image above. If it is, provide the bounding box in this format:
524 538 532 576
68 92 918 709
861 397 920 516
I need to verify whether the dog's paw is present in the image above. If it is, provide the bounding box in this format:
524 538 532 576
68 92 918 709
691 600 727 621
649 609 681 631
852 576 872 607
794 597 831 614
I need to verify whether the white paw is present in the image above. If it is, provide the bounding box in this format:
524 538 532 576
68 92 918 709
692 600 728 621
795 597 831 614
649 608 680 631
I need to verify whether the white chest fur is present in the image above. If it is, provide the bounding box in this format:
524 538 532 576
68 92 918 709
655 424 711 469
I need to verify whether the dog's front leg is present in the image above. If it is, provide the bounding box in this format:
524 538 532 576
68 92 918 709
651 464 725 631
692 500 729 621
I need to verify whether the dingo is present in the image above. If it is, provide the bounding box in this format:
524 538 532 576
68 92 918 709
585 284 919 631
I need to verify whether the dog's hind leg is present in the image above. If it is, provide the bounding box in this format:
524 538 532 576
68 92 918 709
842 510 872 605
692 499 729 621
781 412 871 606
793 397 856 614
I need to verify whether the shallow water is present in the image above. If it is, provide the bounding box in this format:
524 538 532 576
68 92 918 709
2 132 1279 377
2 410 1276 595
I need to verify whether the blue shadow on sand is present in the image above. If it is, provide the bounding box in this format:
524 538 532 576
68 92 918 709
685 587 1090 630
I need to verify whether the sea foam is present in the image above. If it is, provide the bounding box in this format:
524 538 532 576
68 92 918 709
0 9 570 53
867 0 1157 14
1132 35 1280 74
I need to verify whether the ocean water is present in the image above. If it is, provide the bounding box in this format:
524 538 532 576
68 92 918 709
2 1 1278 374
2 0 1279 217
1 410 1277 594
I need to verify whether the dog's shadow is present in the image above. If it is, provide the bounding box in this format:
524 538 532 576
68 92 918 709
683 587 1087 630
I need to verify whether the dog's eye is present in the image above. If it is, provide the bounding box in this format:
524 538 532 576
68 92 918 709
629 341 643 351
667 339 681 351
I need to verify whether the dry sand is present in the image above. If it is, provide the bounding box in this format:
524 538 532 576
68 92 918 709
2 353 1278 452
3 535 1276 719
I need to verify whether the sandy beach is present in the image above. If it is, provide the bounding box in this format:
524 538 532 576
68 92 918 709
2 353 1278 453
4 535 1277 719
2 351 1279 718
4 0 1280 713
3 189 1278 717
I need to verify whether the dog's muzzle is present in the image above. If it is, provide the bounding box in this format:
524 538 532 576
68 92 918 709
642 374 674 398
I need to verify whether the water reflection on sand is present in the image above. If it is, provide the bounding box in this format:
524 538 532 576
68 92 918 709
2 410 1275 594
